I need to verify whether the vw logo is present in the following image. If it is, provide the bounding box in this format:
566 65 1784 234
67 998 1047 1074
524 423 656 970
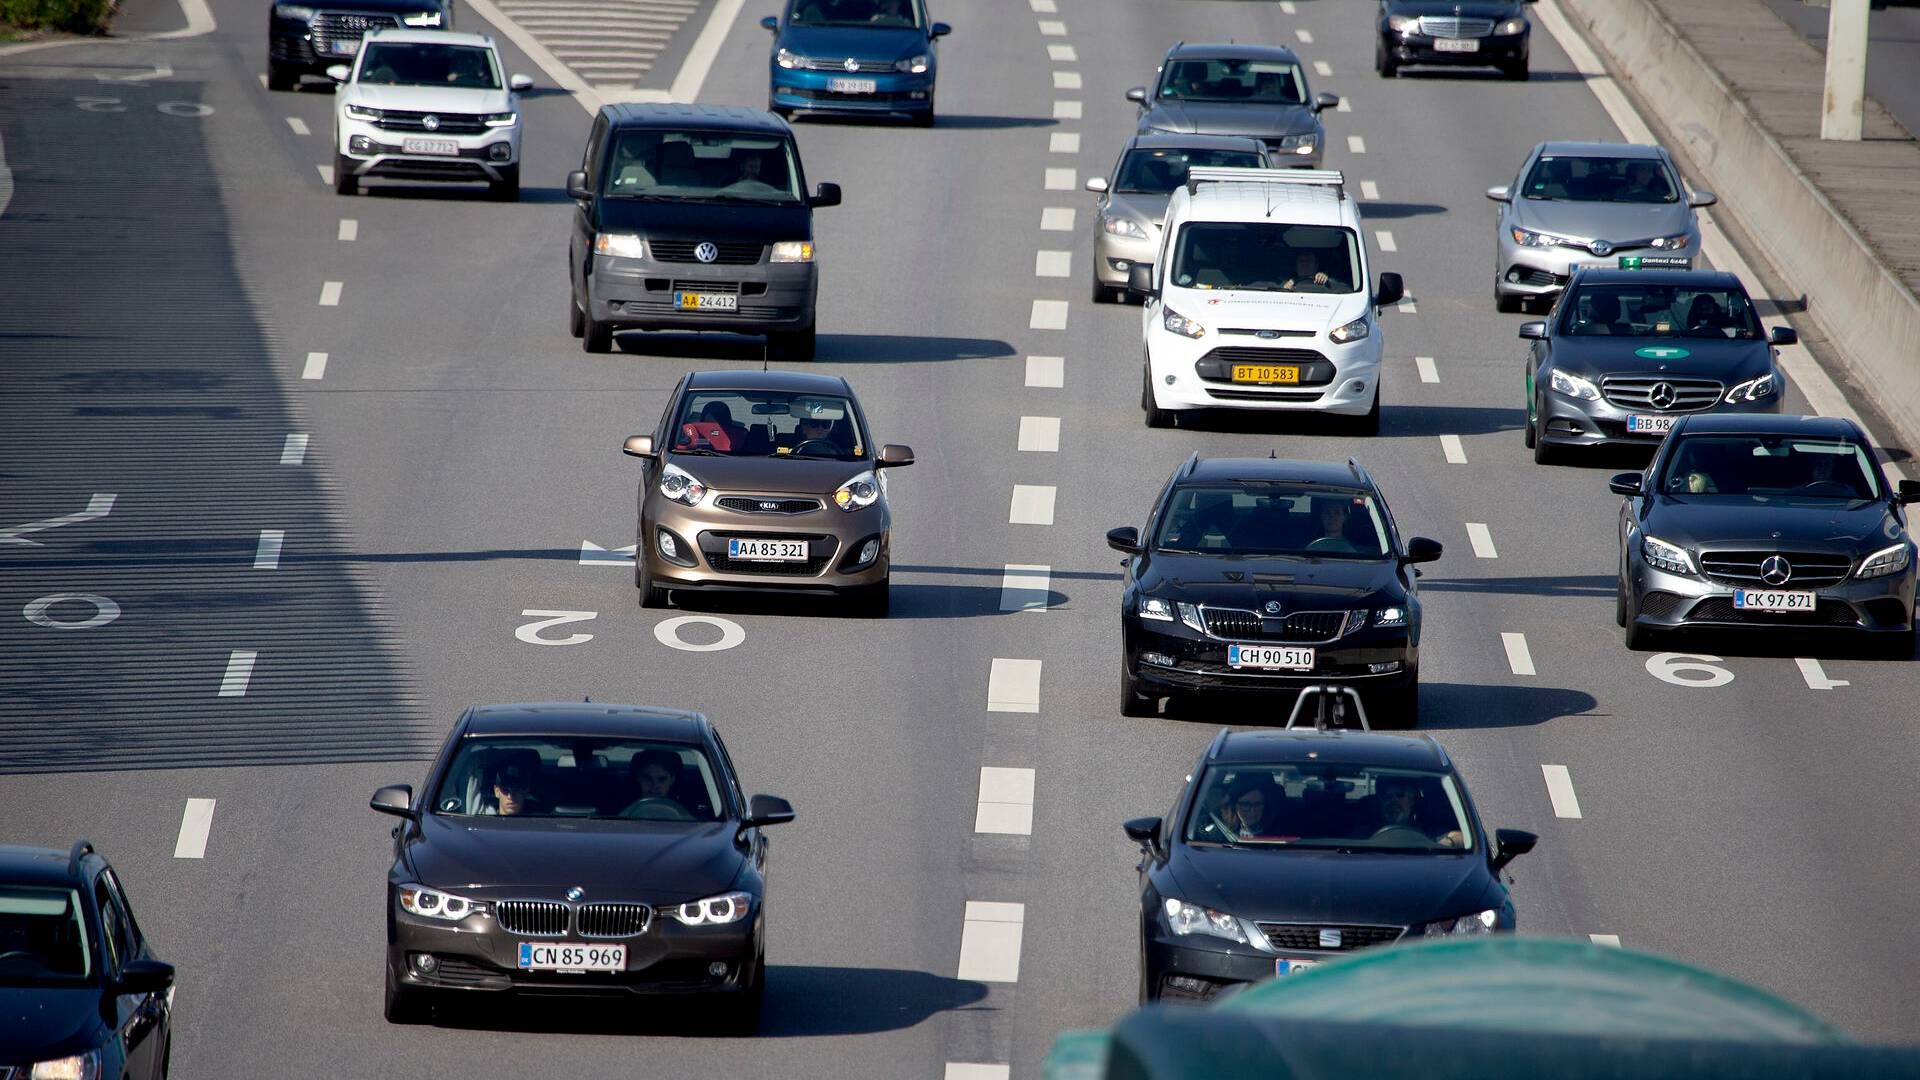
1255 329 1281 340
1760 555 1793 586
565 886 585 902
1648 382 1677 410
694 241 719 264
1319 928 1343 948
843 57 860 72
1263 601 1283 615
422 114 440 132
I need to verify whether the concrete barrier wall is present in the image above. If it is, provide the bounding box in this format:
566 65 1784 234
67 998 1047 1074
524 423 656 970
1558 0 1920 447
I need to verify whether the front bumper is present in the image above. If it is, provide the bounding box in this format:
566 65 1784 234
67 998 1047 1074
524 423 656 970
1536 383 1781 450
1145 322 1383 415
644 499 889 595
1093 226 1159 289
1142 918 1418 1004
337 116 520 183
1381 30 1528 68
1125 616 1415 697
588 254 817 334
770 67 934 117
1497 241 1698 299
1625 549 1916 636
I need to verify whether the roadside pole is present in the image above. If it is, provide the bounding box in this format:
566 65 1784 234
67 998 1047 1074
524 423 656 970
1819 0 1869 141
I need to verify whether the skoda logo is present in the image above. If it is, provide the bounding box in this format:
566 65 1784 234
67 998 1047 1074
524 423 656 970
422 114 440 132
1256 329 1281 340
1319 928 1343 948
565 886 585 902
694 241 719 263
1648 382 1677 410
1589 239 1612 257
843 57 860 72
1263 601 1283 615
1760 555 1793 586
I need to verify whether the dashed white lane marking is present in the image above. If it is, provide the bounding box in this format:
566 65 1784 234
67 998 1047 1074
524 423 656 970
1037 19 1065 35
1589 934 1622 947
1049 131 1080 153
1044 167 1075 191
1397 298 1418 314
957 901 1025 982
1053 70 1081 90
172 799 216 859
1053 100 1081 120
1035 250 1071 277
218 650 258 697
1336 96 1351 112
1465 522 1497 559
1028 0 1055 10
1375 229 1396 253
1502 631 1535 676
1347 135 1366 154
1026 355 1064 387
1047 44 1075 62
279 434 309 465
1439 434 1466 464
975 766 1037 833
337 218 357 242
257 73 268 88
1360 180 1380 200
1295 28 1313 43
318 281 342 307
1313 60 1332 77
1018 416 1061 452
1000 565 1052 612
1415 355 1437 383
946 1066 1010 1080
1040 207 1075 231
317 164 334 185
1280 0 1296 12
285 116 309 135
988 658 1043 713
1030 299 1069 330
1009 484 1057 525
253 529 285 570
302 352 327 380
1542 764 1582 819
1796 657 1850 690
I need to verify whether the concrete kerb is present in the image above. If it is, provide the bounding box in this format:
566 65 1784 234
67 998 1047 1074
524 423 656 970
1557 0 1920 453
0 0 213 55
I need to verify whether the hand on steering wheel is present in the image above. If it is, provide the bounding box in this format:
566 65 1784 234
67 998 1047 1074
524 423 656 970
790 438 838 457
1369 825 1432 846
621 797 694 821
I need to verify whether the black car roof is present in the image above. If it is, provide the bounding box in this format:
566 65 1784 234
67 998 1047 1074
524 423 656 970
1180 456 1371 488
0 842 93 887
464 702 709 740
1167 42 1301 64
1209 730 1451 769
600 103 791 135
1569 268 1744 289
1673 413 1864 438
683 369 853 395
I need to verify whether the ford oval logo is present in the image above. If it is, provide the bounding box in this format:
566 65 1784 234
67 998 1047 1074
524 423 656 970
565 886 585 902
422 114 440 132
1256 329 1280 340
694 241 719 263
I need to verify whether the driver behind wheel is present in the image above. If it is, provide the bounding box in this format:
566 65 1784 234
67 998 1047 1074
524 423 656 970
622 749 687 817
1371 776 1463 848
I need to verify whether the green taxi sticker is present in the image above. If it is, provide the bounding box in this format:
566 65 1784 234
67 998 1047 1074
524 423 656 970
1618 255 1690 270
1635 346 1690 360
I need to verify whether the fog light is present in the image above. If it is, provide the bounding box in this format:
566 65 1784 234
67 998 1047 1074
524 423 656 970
708 962 729 977
414 954 436 973
348 134 372 153
1115 259 1130 270
1347 380 1367 394
658 530 679 560
1506 269 1521 282
1368 660 1403 674
856 538 880 566
1141 651 1174 667
487 142 511 161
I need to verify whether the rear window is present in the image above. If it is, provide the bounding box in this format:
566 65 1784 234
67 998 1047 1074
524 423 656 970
433 737 727 822
0 887 92 983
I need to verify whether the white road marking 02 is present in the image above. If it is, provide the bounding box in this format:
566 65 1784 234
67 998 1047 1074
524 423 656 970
22 593 120 630
1589 934 1622 947
218 650 258 697
1375 229 1396 252
1052 70 1080 90
1026 355 1065 387
1646 652 1734 688
1465 523 1497 559
653 615 745 653
173 799 216 859
1048 131 1079 153
1037 19 1065 35
1415 355 1437 382
957 901 1025 982
302 352 327 380
1035 250 1071 277
1796 657 1849 690
253 529 284 570
975 766 1037 834
1 493 115 546
1347 135 1366 154
1017 416 1061 451
1030 299 1069 330
1542 764 1582 818
280 434 309 465
1439 434 1466 464
1313 60 1331 77
1360 180 1380 200
988 658 1042 713
1047 44 1075 62
946 1066 1011 1080
319 281 342 306
1009 484 1056 524
516 609 596 646
1000 564 1052 612
1501 631 1534 676
1044 167 1075 190
1040 207 1075 231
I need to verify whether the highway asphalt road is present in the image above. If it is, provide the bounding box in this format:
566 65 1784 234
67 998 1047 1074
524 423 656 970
1 0 1913 1076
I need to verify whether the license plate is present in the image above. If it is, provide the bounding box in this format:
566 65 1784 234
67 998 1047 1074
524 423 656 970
1275 957 1319 976
518 942 625 972
1626 414 1677 435
1227 643 1314 671
1734 589 1815 612
675 291 738 311
728 538 808 561
1231 364 1300 385
403 137 460 156
1434 38 1479 52
828 77 877 93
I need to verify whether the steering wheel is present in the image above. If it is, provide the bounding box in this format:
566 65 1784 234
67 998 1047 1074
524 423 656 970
1801 480 1853 497
621 797 694 822
790 438 839 457
0 950 41 963
1306 536 1352 552
1369 825 1432 846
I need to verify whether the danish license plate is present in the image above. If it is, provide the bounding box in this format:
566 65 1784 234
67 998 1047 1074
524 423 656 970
1231 364 1300 384
1734 589 1815 612
729 538 808 562
675 291 738 311
1626 414 1677 435
828 77 877 94
1227 643 1314 670
518 942 625 972
1275 957 1319 976
1434 38 1480 53
403 138 459 156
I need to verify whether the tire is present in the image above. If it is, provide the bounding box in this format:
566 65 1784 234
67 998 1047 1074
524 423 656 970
1143 367 1174 429
910 107 935 128
1375 47 1398 78
568 290 585 338
1614 574 1628 627
637 557 668 609
383 969 428 1025
333 154 356 196
582 310 614 353
488 165 520 202
853 579 890 618
1351 385 1382 436
1496 289 1523 314
726 958 766 1036
1120 665 1153 717
1523 412 1537 449
1877 624 1916 661
267 61 297 92
1622 591 1657 651
769 326 816 362
1091 280 1120 304
1532 412 1558 465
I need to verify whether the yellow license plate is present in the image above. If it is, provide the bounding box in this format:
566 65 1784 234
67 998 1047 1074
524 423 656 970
1231 364 1300 384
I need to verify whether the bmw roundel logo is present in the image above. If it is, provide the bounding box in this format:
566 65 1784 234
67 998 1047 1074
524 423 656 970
694 241 719 263
1264 601 1283 615
565 886 585 902
1589 240 1612 256
422 114 440 132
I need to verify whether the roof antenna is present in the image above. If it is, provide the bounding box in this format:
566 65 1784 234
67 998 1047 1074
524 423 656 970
762 336 771 373
1269 448 1278 458
583 694 591 703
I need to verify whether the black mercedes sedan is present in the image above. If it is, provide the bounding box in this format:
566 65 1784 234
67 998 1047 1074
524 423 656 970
369 702 794 1030
1124 726 1537 1004
1376 0 1533 80
1128 43 1339 168
1107 455 1441 724
1613 414 1918 655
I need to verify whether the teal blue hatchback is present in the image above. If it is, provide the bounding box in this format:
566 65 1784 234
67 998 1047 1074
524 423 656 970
760 0 952 126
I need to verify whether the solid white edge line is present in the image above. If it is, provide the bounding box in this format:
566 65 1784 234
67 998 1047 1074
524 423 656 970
0 131 12 222
461 0 603 114
1415 355 1438 383
218 650 258 697
173 798 216 859
1465 522 1497 559
1542 764 1582 819
668 0 743 103
1501 632 1535 676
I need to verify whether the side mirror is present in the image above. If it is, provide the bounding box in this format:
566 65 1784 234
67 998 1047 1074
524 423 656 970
116 959 176 996
509 73 534 91
325 64 351 82
1608 472 1643 496
759 14 778 31
743 793 795 829
1374 271 1404 309
930 20 951 37
1688 189 1718 208
623 435 655 458
369 784 416 820
1403 536 1442 564
1518 320 1548 340
1897 479 1920 505
1127 263 1156 298
1106 526 1141 554
810 182 842 208
1485 184 1512 202
1313 91 1339 112
876 443 914 468
566 169 591 200
1084 176 1110 194
1122 816 1162 850
1769 326 1798 346
1125 86 1148 104
1492 827 1537 873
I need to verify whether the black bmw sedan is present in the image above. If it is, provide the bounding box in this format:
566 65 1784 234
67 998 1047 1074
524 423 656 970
369 703 794 1030
1124 726 1537 1004
1107 455 1442 724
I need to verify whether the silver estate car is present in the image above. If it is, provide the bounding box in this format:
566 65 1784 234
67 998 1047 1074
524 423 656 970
1084 133 1268 304
1487 141 1715 313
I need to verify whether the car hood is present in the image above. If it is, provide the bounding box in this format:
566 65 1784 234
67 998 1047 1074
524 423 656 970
1549 336 1773 381
1106 190 1174 230
776 23 928 63
596 197 811 243
320 0 447 12
1139 550 1401 607
0 985 104 1061
665 453 867 496
345 83 512 114
403 814 745 901
1167 845 1497 927
1388 0 1525 17
1142 101 1318 139
1643 497 1903 555
1179 290 1370 336
1510 197 1693 244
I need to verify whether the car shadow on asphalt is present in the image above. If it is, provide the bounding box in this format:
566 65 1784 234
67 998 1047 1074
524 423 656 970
789 113 1056 129
351 184 575 204
1357 202 1448 219
1167 404 1527 438
606 332 1015 365
1629 629 1914 663
1418 574 1617 600
664 581 1072 620
1135 683 1598 730
1388 69 1595 84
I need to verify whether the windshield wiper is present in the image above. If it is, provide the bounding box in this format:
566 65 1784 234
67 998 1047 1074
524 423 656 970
604 192 681 201
701 194 799 206
672 447 725 457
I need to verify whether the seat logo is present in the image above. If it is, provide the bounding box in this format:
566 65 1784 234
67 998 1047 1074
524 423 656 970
1760 555 1793 586
1648 382 1677 410
422 114 440 131
1319 928 1342 948
1263 601 1283 614
695 241 719 263
1589 239 1612 256
843 57 860 72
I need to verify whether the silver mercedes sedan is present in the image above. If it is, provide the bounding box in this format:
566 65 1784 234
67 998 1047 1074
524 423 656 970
1083 132 1269 304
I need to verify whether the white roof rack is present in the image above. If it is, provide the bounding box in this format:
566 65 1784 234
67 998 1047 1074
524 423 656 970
1186 167 1346 195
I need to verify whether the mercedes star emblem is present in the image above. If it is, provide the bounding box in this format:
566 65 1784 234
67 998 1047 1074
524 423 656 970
1648 382 1677 410
565 886 585 902
843 57 860 72
1263 601 1283 615
694 241 719 264
1759 555 1793 586
422 114 440 132
1589 239 1612 257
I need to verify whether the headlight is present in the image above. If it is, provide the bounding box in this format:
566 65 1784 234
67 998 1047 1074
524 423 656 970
1641 534 1693 575
1102 215 1148 239
1163 307 1206 339
1387 13 1418 31
1549 369 1599 400
1510 227 1571 249
775 48 805 69
1136 597 1175 621
1723 373 1776 403
1175 601 1206 634
896 53 930 73
482 111 517 127
671 891 752 926
273 3 315 19
29 1053 100 1080
1274 133 1316 153
1857 542 1913 580
401 10 442 25
1163 897 1250 944
398 884 483 921
1496 17 1526 34
1329 315 1370 344
770 240 815 263
344 103 382 121
833 471 880 511
1374 606 1407 627
1423 909 1497 937
1648 233 1690 250
594 232 646 258
659 463 707 506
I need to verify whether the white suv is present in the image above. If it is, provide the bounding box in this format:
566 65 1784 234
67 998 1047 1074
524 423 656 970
1132 168 1404 433
329 28 531 200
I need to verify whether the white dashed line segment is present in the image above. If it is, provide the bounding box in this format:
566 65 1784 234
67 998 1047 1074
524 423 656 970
946 1067 1011 1080
1313 60 1332 77
1047 44 1075 62
1295 28 1313 43
172 798 216 859
957 901 1025 982
1347 135 1366 154
1415 355 1437 382
1028 0 1055 10
999 565 1053 612
1035 250 1071 277
1017 416 1061 451
1030 299 1069 330
1336 97 1351 112
253 529 285 570
1375 230 1397 253
1037 19 1065 35
1465 523 1497 559
1501 632 1535 676
1439 434 1466 463
1590 934 1622 947
301 352 327 380
317 164 334 185
1360 180 1380 200
1044 167 1075 191
1280 0 1296 12
987 659 1043 713
1542 764 1582 818
975 766 1037 834
1040 207 1075 231
337 218 357 242
1009 484 1057 524
285 116 309 135
1053 70 1081 90
318 281 342 307
1048 131 1080 153
1026 355 1065 387
218 650 258 697
279 434 309 465
1053 100 1082 120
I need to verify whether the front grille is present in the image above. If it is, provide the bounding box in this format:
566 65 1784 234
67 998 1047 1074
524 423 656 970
648 239 765 265
699 532 838 575
1687 597 1857 626
669 279 741 296
1205 388 1325 402
495 900 569 937
717 496 823 515
1200 346 1327 364
1260 923 1405 952
578 902 652 938
1599 375 1723 412
796 56 895 72
1698 551 1852 589
1200 606 1358 643
1218 327 1315 338
367 159 490 178
269 35 318 64
615 302 793 319
1417 15 1496 37
312 10 398 54
1510 267 1562 287
787 87 920 105
371 110 488 134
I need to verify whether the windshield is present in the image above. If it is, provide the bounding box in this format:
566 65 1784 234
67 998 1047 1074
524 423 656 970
787 0 921 28
674 390 866 460
1171 223 1360 294
1522 154 1678 203
1562 284 1761 340
603 130 803 203
433 737 727 822
0 887 92 984
1186 764 1472 852
1159 58 1305 105
1659 435 1882 502
357 42 501 89
1155 483 1390 559
1116 148 1265 194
